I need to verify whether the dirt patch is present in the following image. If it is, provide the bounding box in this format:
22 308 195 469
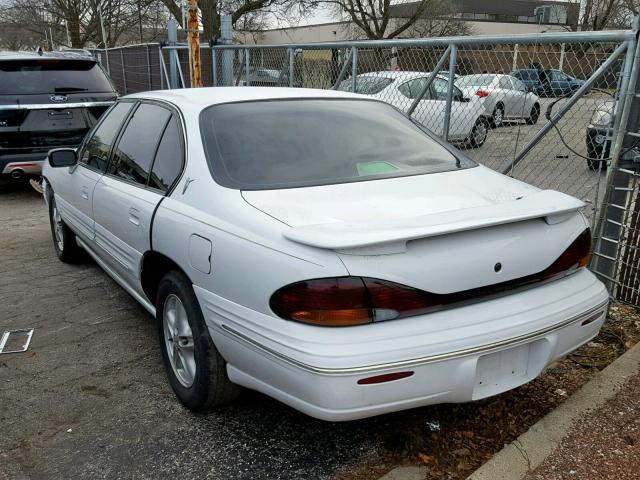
523 370 640 480
337 303 640 480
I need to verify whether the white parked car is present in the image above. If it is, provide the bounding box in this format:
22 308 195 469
456 74 541 127
43 87 608 421
338 71 490 148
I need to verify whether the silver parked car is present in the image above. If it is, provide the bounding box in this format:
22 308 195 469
456 74 541 127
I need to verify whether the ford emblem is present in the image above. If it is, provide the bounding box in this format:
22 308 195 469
50 94 68 103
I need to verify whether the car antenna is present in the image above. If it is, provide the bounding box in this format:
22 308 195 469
36 47 43 56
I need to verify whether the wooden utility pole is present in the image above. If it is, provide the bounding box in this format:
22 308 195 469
187 0 202 87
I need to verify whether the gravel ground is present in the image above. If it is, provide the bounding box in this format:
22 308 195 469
523 371 640 480
1 179 638 480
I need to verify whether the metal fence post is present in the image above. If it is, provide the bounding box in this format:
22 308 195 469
159 45 165 90
245 48 250 86
443 44 457 141
168 18 178 88
593 20 640 290
331 49 353 89
512 44 519 71
351 47 358 92
289 48 295 87
221 15 233 87
146 44 152 90
212 49 217 87
120 49 128 94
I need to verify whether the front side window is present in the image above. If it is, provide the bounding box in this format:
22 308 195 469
431 78 463 101
80 102 133 172
512 77 527 92
398 78 427 99
108 103 172 185
200 99 474 190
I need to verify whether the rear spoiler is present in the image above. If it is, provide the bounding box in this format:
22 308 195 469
283 190 584 251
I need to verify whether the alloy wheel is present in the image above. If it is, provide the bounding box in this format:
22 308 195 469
163 294 196 388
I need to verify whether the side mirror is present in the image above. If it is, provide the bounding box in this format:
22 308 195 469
48 148 77 167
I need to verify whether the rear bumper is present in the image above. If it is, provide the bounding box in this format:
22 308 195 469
0 153 47 177
196 269 608 421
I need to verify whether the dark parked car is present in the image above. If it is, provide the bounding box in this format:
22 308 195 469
511 68 586 97
0 51 117 181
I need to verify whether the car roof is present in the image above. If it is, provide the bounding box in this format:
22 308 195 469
0 50 97 62
125 87 367 109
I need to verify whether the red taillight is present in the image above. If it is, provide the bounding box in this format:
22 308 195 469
476 89 490 98
541 229 591 280
270 229 591 327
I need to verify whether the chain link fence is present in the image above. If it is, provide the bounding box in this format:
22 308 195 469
93 28 640 306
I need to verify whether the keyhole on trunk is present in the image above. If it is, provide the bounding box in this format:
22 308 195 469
494 262 502 273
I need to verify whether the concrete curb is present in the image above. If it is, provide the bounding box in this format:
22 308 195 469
466 341 640 480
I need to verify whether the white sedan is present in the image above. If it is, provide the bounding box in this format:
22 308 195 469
456 74 541 127
338 71 490 147
43 87 608 421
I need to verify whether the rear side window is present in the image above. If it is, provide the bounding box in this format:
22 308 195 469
108 103 172 185
80 102 133 172
149 116 184 192
0 59 114 95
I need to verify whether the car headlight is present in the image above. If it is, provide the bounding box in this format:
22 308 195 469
591 109 612 126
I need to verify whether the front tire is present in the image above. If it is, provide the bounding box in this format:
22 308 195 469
490 104 504 128
48 191 84 263
157 270 240 412
526 104 540 125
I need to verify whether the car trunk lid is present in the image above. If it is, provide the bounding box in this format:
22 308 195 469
242 167 587 294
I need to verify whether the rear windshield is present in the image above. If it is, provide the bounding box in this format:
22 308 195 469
456 74 495 87
337 76 394 95
0 59 114 95
200 99 473 190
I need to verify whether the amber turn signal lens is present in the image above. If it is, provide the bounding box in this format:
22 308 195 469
291 308 372 326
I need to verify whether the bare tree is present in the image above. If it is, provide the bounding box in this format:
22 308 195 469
159 0 310 40
318 0 464 40
566 0 640 31
0 0 169 49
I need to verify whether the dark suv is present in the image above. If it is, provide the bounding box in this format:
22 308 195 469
0 51 117 181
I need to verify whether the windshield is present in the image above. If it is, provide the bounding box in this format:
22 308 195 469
0 59 114 95
337 76 394 95
456 74 495 87
200 99 473 190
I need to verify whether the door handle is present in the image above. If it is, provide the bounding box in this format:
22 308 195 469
128 207 140 226
81 186 89 200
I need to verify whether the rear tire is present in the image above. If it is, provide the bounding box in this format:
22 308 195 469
48 190 84 263
157 270 241 412
467 118 489 148
526 104 540 125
